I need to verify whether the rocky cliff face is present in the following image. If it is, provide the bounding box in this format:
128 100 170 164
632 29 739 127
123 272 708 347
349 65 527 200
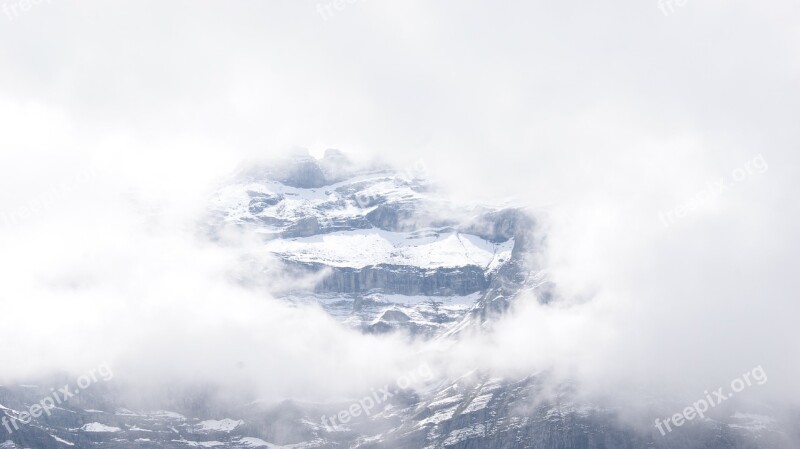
305 263 489 296
209 150 525 336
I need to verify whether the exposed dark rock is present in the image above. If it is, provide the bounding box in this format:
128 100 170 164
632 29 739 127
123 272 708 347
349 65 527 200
301 263 490 296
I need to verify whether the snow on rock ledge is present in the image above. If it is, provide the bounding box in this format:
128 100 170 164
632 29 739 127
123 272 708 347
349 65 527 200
266 229 513 270
195 419 244 433
81 422 122 432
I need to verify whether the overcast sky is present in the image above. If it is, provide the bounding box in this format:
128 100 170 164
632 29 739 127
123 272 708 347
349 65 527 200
0 0 798 411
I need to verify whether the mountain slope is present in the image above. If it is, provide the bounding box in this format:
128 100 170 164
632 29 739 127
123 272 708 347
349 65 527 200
1 151 794 449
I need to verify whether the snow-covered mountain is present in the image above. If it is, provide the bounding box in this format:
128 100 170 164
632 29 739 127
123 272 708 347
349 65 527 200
208 149 537 337
1 151 794 449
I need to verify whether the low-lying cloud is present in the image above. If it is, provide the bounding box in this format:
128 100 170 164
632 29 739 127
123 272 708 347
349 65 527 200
0 0 798 425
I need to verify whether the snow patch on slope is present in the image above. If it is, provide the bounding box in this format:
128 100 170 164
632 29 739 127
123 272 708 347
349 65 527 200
729 413 777 432
51 435 75 446
81 422 121 432
238 437 287 448
462 393 494 414
442 424 486 446
195 419 243 432
266 229 513 269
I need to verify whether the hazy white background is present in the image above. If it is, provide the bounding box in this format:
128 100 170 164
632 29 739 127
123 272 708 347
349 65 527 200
0 0 798 409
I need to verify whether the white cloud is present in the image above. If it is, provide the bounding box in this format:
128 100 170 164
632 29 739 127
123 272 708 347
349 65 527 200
0 0 798 413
